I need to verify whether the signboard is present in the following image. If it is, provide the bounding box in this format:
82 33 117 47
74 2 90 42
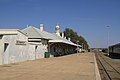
16 40 26 45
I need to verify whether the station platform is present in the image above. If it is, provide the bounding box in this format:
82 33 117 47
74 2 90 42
0 52 101 80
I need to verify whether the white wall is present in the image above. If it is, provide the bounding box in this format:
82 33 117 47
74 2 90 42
28 44 36 60
36 44 48 59
0 31 49 65
28 39 48 59
10 32 29 63
0 31 29 64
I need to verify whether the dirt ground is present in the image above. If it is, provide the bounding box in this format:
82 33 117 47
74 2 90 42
0 53 96 80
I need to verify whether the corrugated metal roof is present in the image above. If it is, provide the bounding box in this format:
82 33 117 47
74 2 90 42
34 27 55 39
22 26 43 38
21 26 81 47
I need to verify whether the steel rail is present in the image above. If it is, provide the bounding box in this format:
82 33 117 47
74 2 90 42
99 53 120 75
95 53 112 80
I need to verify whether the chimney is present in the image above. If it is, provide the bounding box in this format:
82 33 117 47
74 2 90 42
68 38 71 41
40 24 44 32
62 32 64 38
64 36 66 39
27 24 29 27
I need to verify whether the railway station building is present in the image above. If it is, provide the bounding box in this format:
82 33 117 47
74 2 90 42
22 24 80 57
0 24 81 65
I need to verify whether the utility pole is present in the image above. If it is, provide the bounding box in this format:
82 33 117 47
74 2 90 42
107 26 110 55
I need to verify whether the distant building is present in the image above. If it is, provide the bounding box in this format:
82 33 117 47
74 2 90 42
109 43 120 58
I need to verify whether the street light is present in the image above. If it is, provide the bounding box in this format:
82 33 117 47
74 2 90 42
106 26 110 55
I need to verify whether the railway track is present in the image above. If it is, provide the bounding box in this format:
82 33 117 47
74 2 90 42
95 52 120 80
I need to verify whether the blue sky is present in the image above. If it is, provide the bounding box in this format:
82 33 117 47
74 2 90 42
0 0 120 48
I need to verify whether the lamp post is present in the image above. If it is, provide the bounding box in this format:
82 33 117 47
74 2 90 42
107 26 110 55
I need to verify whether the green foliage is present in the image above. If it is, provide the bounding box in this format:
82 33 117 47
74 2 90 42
63 28 89 50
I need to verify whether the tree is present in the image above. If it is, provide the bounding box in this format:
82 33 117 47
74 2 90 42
63 28 89 50
78 36 89 49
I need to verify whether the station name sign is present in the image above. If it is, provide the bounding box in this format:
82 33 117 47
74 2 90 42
16 40 26 45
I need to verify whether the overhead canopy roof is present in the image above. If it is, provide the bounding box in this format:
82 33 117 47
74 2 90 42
47 33 81 47
49 39 81 47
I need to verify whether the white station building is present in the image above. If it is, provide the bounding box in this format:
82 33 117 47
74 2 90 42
0 24 81 65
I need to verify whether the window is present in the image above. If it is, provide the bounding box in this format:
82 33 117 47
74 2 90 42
4 43 9 52
0 35 3 39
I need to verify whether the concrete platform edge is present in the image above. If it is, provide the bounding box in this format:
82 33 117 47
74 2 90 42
93 53 101 80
